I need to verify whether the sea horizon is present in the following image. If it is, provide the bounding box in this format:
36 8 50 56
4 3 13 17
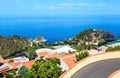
0 15 120 43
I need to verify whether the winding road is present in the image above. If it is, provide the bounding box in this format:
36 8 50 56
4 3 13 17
71 58 120 78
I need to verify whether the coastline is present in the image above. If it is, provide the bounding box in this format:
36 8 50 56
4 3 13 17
0 16 120 43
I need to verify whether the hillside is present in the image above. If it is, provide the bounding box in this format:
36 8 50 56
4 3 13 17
0 29 115 58
64 29 115 45
0 35 30 58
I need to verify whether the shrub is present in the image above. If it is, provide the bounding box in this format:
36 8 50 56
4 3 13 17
18 66 29 77
76 51 89 61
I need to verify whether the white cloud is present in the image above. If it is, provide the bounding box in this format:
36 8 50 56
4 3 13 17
58 2 105 7
46 2 105 10
32 2 105 11
58 3 74 6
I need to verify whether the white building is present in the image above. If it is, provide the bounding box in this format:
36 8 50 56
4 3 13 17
98 42 120 52
36 48 54 54
107 42 120 47
99 46 107 52
0 63 13 73
14 56 29 63
53 45 76 54
35 45 76 55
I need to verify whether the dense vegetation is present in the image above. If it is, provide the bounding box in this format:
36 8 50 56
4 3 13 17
31 58 62 78
63 29 115 51
76 29 93 43
3 68 18 78
18 66 30 78
76 51 89 61
98 41 108 46
73 44 96 51
106 46 120 52
24 47 38 60
64 29 114 45
0 35 50 59
0 35 30 58
19 58 62 78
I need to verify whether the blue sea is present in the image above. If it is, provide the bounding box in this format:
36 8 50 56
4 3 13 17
0 15 120 43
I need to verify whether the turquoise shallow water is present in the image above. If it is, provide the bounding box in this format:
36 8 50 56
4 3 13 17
0 16 120 43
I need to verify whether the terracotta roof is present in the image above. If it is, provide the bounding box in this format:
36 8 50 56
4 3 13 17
9 62 16 69
37 51 77 69
22 60 35 69
38 52 49 57
46 53 61 58
60 54 76 68
0 66 9 73
38 52 77 68
9 60 35 69
0 55 4 63
38 52 61 58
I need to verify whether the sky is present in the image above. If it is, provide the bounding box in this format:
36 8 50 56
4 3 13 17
0 0 120 16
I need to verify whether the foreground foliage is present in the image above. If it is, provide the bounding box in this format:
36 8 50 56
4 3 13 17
18 66 29 77
3 68 18 78
76 51 89 61
31 58 62 78
18 58 62 78
106 46 120 52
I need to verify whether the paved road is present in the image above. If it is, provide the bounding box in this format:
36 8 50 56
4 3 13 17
71 58 120 78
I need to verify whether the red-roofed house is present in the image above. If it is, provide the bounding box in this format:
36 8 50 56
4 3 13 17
0 67 9 73
37 51 77 70
38 52 49 57
46 53 61 58
0 55 4 63
22 60 35 69
9 62 16 69
9 60 35 69
60 54 76 69
37 51 61 58
0 63 14 73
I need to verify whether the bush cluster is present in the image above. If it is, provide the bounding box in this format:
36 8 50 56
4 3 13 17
76 51 89 61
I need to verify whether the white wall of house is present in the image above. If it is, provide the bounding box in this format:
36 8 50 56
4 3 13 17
14 56 29 63
60 59 69 71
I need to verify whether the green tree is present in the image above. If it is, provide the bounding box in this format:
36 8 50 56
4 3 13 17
20 73 31 78
3 69 18 78
18 66 29 77
31 58 62 78
25 48 37 60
